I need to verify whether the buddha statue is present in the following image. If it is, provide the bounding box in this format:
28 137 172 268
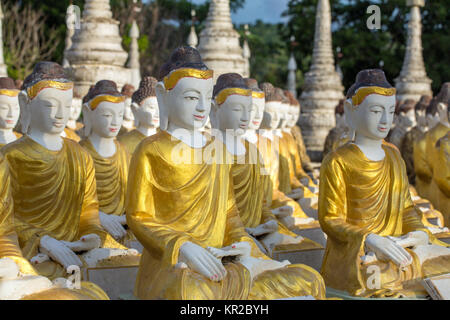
80 80 134 246
118 84 136 136
319 69 450 298
61 93 82 142
118 77 160 155
400 96 431 185
433 132 450 226
387 99 416 150
254 82 314 230
2 62 137 282
126 46 326 300
210 74 303 256
323 100 349 156
0 77 22 148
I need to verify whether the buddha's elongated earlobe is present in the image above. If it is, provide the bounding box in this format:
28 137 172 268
343 99 356 141
131 102 140 127
82 103 93 137
18 91 31 134
156 82 168 131
209 100 219 130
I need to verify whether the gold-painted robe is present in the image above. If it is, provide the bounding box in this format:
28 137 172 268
291 125 313 173
256 133 310 220
117 129 147 156
80 139 135 245
64 127 81 142
0 151 108 300
1 136 119 279
432 132 450 226
319 143 450 297
126 130 325 300
401 127 424 185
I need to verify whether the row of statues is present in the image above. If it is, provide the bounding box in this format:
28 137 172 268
0 46 448 300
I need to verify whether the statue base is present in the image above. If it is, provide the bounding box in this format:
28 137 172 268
272 238 324 272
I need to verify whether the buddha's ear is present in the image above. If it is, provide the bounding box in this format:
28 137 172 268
131 102 140 127
82 103 93 137
209 99 219 129
156 82 168 131
343 99 354 128
18 91 31 134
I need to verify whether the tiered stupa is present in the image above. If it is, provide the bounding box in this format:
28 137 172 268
66 0 130 97
0 2 8 77
299 0 344 161
187 10 198 48
127 19 141 88
197 0 247 80
394 0 432 103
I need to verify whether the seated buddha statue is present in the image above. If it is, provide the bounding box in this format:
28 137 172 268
80 80 134 246
400 96 431 185
126 46 326 300
319 69 450 298
388 99 416 150
0 77 22 148
118 76 160 155
433 132 450 227
323 100 349 156
118 84 136 137
210 74 304 256
2 62 137 281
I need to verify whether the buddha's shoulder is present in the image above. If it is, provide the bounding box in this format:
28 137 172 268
322 143 353 168
1 136 30 156
133 130 169 154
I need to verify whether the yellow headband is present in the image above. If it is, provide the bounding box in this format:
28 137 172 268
215 88 252 105
352 86 396 106
26 80 73 100
88 95 126 110
252 91 265 99
0 89 19 97
163 68 214 91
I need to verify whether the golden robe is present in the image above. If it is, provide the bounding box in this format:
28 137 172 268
80 139 135 245
64 127 81 142
432 132 450 226
256 133 310 220
291 125 313 172
0 151 108 300
126 130 325 300
1 136 119 279
319 143 450 297
117 129 147 156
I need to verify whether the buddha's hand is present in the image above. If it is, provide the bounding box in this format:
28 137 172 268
365 233 413 268
178 241 227 282
308 186 319 194
300 177 310 187
99 211 127 240
390 231 429 249
271 206 294 218
0 258 20 280
39 235 83 270
246 220 278 237
61 234 101 252
298 197 318 209
30 253 51 265
294 217 315 226
288 188 304 200
116 214 127 225
207 242 252 260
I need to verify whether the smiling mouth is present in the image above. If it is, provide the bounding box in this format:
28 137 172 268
53 122 64 128
252 121 260 126
110 128 119 132
378 127 388 132
193 115 205 120
5 120 14 124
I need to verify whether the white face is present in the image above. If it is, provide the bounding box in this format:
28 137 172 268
0 95 20 130
70 98 82 121
336 113 346 128
248 97 265 130
287 105 300 128
28 88 73 134
426 113 440 129
264 101 281 130
134 96 160 128
415 109 427 128
158 77 214 130
350 94 396 140
399 109 416 128
278 103 290 128
124 98 134 121
214 94 252 136
89 101 125 138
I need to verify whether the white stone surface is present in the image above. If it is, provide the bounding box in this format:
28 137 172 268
287 52 298 97
299 0 344 161
66 0 130 97
127 20 141 89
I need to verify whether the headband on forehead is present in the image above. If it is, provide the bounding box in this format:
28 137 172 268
252 91 265 99
88 95 126 110
26 80 74 100
0 89 20 97
215 88 252 106
163 68 214 91
351 86 396 107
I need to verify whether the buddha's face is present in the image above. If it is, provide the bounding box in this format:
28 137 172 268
415 109 427 129
287 106 300 128
278 103 290 129
124 98 134 122
157 77 213 131
89 101 125 138
27 87 73 134
426 113 439 129
264 101 281 130
213 94 252 136
335 113 346 128
0 95 20 130
70 98 82 121
248 97 265 130
398 109 416 128
437 102 449 123
350 94 396 140
133 96 160 128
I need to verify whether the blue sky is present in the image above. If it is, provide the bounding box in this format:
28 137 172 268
192 0 290 24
